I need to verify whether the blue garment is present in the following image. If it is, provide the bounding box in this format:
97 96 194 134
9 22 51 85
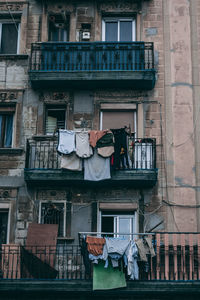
103 237 130 268
89 253 104 264
125 241 139 280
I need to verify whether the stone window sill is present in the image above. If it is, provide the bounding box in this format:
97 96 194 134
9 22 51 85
0 148 24 155
0 54 29 60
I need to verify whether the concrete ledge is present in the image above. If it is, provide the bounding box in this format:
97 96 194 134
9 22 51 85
29 70 156 90
1 280 200 298
24 169 157 188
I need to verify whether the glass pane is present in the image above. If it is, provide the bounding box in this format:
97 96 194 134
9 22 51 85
0 211 8 244
119 218 130 234
105 22 118 41
4 115 13 147
1 24 18 54
46 109 65 134
120 21 132 41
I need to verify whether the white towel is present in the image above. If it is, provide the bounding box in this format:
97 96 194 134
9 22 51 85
75 132 93 158
57 130 76 155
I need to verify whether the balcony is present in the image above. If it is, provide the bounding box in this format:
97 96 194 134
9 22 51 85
29 42 156 89
24 136 157 187
1 233 200 296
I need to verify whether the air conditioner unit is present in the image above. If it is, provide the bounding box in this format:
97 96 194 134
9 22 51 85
82 31 90 40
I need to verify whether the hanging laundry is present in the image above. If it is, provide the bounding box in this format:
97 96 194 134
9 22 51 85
80 236 91 276
135 237 155 262
86 236 105 256
93 261 126 290
135 238 148 262
144 236 156 257
89 130 107 148
125 241 139 280
103 237 130 268
57 130 76 155
75 131 93 158
96 131 115 158
61 153 82 171
111 128 130 169
84 149 111 181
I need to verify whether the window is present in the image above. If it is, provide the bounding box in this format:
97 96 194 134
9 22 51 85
0 113 14 148
48 14 69 42
102 18 136 42
101 211 136 239
100 109 137 134
39 201 66 237
45 105 66 135
0 21 20 54
0 209 9 244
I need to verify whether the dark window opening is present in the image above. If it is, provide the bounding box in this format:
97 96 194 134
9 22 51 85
101 211 135 239
40 202 65 237
48 14 69 42
0 113 13 148
45 106 66 135
0 210 8 244
0 23 19 54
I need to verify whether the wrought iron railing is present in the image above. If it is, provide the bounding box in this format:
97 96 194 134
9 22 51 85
29 42 154 72
25 137 156 170
1 233 200 280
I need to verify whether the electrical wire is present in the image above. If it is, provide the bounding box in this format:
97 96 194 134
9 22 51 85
6 0 19 32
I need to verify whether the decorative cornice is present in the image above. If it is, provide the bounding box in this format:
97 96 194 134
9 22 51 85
47 3 74 14
0 90 23 101
0 2 27 12
95 90 149 100
39 91 70 102
98 0 139 13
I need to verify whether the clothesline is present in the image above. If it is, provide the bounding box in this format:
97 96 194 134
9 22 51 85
78 232 156 236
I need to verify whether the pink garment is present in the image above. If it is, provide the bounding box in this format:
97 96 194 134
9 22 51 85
89 130 107 148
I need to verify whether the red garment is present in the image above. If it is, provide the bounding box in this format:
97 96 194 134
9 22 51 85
89 130 107 148
86 236 105 256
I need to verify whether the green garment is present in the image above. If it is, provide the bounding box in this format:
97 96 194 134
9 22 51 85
96 133 114 148
93 261 127 290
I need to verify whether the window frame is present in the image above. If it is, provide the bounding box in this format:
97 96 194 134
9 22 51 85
0 21 21 54
99 210 138 240
0 203 11 244
102 17 136 42
45 104 66 135
38 200 66 237
0 110 15 148
99 109 137 137
48 14 69 42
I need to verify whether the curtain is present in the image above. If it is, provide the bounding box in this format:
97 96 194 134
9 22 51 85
4 115 13 147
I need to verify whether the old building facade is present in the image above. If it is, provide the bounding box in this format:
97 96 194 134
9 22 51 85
1 0 200 297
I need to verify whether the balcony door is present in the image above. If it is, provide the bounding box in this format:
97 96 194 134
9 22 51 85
101 211 136 239
102 18 136 42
